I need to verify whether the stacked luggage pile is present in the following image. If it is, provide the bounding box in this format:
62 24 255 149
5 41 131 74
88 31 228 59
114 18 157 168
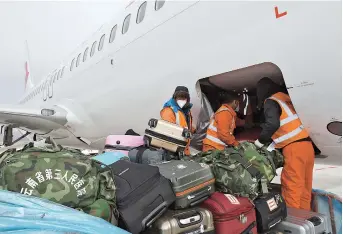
0 119 332 234
95 118 332 234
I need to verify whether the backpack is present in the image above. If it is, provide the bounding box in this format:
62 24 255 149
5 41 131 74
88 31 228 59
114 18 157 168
237 141 277 182
0 138 117 224
190 148 268 200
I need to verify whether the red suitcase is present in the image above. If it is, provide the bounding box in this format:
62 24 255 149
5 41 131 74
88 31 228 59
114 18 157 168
201 192 257 234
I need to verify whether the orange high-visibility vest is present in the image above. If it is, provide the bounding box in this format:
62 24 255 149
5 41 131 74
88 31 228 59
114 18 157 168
160 107 193 130
267 92 309 149
203 105 236 150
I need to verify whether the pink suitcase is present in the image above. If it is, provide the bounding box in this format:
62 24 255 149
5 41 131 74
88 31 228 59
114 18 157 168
104 135 145 155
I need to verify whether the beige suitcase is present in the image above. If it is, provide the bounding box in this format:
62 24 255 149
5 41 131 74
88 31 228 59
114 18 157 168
144 118 191 155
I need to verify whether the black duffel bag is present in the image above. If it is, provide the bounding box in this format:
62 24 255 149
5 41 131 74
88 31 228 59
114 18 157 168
254 192 287 233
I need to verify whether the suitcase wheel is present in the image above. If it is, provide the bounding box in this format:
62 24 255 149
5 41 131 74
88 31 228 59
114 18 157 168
148 118 158 128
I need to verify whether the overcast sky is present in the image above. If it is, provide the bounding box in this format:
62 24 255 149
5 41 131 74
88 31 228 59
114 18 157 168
0 1 126 103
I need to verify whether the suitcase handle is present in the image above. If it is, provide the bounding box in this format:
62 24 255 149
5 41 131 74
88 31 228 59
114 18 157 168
142 202 168 228
148 119 158 128
188 186 212 207
176 210 203 228
241 221 256 234
307 216 323 226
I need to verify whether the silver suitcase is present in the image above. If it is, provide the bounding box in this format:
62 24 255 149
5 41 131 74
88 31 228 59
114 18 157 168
272 216 315 234
272 207 332 234
152 160 215 209
145 119 191 154
288 207 332 234
144 208 215 234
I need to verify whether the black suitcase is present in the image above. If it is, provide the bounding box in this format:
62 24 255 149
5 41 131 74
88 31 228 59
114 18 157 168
110 160 176 234
254 192 287 233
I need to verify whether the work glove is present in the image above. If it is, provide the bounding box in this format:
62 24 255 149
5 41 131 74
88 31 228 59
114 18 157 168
254 139 264 149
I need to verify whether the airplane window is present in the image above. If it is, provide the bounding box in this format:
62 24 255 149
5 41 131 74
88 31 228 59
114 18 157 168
91 41 97 57
83 47 89 62
61 67 65 78
109 25 117 43
70 58 75 71
137 2 147 24
122 14 131 34
155 0 165 11
76 53 82 67
98 34 106 51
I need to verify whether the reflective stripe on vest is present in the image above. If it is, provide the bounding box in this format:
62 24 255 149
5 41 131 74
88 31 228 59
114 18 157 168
269 96 299 126
175 110 190 129
267 94 308 148
243 93 249 116
205 130 227 146
273 125 305 144
204 107 232 147
175 112 180 126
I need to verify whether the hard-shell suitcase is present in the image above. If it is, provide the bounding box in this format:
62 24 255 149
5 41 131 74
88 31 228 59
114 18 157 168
201 192 258 234
104 135 145 155
144 207 215 234
272 216 316 234
254 192 287 233
144 118 191 154
92 151 129 167
128 147 173 164
110 160 176 234
152 160 215 209
286 207 332 234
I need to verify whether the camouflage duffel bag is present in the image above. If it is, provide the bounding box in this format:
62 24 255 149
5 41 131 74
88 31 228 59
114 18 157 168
269 148 284 169
237 141 277 183
0 139 117 224
190 148 268 200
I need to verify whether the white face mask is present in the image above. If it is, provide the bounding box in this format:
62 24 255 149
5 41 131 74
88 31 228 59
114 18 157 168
177 100 187 108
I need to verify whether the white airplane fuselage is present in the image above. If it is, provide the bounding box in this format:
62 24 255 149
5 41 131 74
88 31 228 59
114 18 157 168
18 1 342 164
